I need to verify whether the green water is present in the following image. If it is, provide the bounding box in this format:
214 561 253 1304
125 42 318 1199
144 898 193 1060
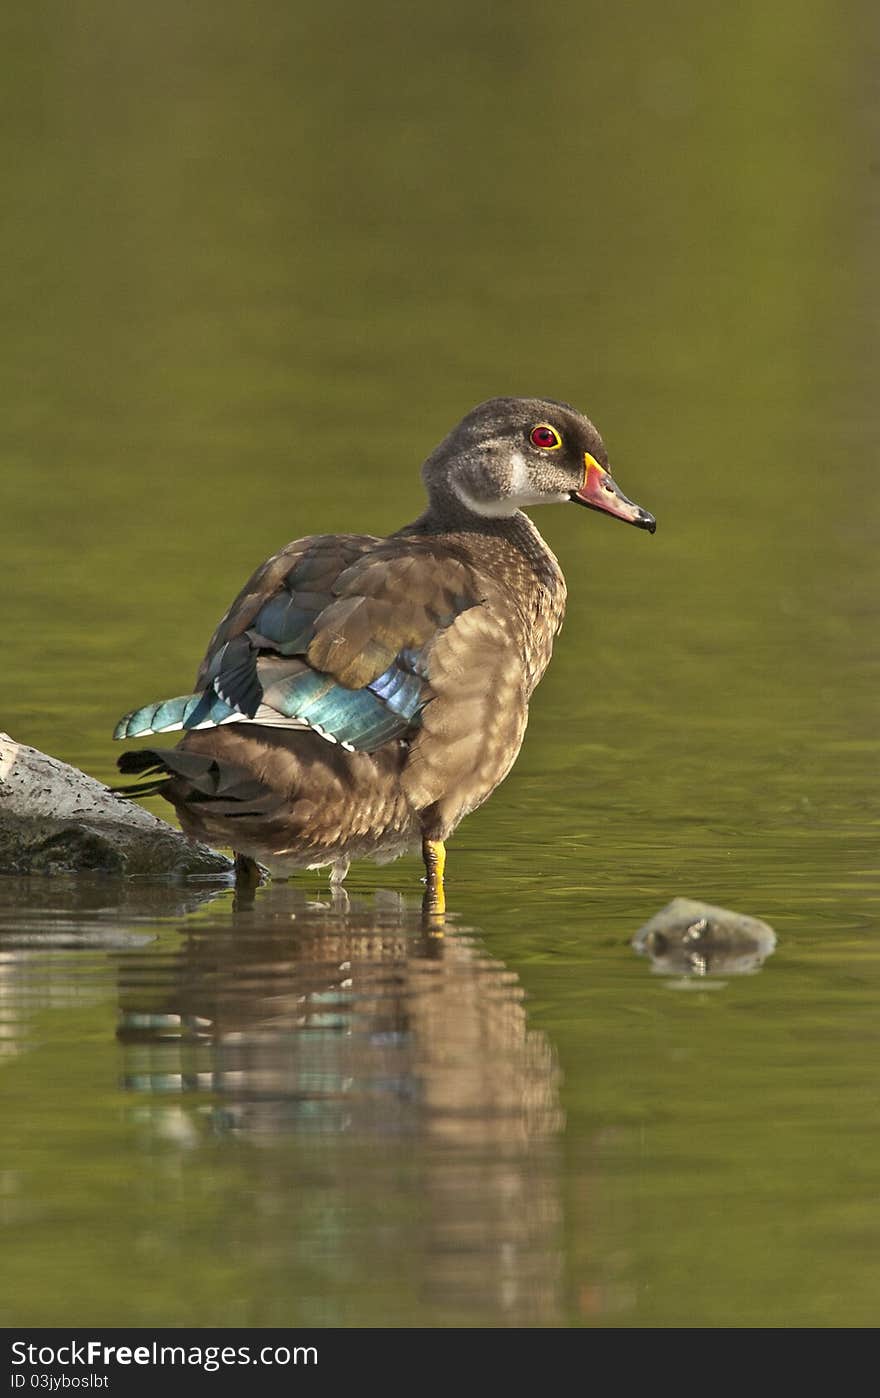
2 0 879 1327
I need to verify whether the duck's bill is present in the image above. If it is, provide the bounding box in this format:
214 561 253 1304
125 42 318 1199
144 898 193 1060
570 458 656 533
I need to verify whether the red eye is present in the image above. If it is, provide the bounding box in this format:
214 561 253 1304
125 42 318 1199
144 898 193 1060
530 424 561 450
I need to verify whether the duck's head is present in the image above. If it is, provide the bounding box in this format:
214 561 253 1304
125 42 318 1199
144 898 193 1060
423 396 655 533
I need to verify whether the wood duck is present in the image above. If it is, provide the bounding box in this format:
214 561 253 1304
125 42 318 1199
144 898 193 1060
115 397 655 907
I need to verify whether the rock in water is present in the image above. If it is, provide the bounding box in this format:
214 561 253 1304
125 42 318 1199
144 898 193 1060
0 733 232 877
633 897 776 977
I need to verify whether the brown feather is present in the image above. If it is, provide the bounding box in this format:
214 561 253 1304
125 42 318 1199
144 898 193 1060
194 534 378 687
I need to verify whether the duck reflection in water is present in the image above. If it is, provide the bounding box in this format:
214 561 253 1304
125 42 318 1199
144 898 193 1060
117 884 564 1325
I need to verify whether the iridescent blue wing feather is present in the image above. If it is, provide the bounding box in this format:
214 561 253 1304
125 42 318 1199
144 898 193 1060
114 534 481 753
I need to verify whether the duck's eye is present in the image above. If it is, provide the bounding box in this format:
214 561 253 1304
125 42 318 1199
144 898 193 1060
530 424 562 450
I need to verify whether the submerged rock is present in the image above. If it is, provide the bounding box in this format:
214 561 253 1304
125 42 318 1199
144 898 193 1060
0 733 232 877
633 897 776 978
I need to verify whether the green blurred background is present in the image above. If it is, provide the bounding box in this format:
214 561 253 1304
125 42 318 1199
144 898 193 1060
1 0 879 1327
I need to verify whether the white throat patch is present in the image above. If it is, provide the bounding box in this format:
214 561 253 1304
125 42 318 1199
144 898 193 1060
451 479 519 517
452 451 570 516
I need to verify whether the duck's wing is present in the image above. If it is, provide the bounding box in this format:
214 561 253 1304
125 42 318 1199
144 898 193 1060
114 535 486 754
192 533 378 699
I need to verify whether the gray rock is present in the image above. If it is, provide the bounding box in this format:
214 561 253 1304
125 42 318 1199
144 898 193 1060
0 733 233 877
633 897 776 977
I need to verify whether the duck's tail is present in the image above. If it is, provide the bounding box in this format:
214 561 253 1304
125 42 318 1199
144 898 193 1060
113 746 273 812
112 749 174 798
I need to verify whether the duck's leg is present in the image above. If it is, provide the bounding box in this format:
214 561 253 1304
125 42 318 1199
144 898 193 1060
234 852 262 886
232 852 263 911
421 837 446 919
328 858 351 912
330 858 350 886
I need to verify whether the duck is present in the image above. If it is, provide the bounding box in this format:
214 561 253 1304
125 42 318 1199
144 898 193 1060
114 396 655 908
